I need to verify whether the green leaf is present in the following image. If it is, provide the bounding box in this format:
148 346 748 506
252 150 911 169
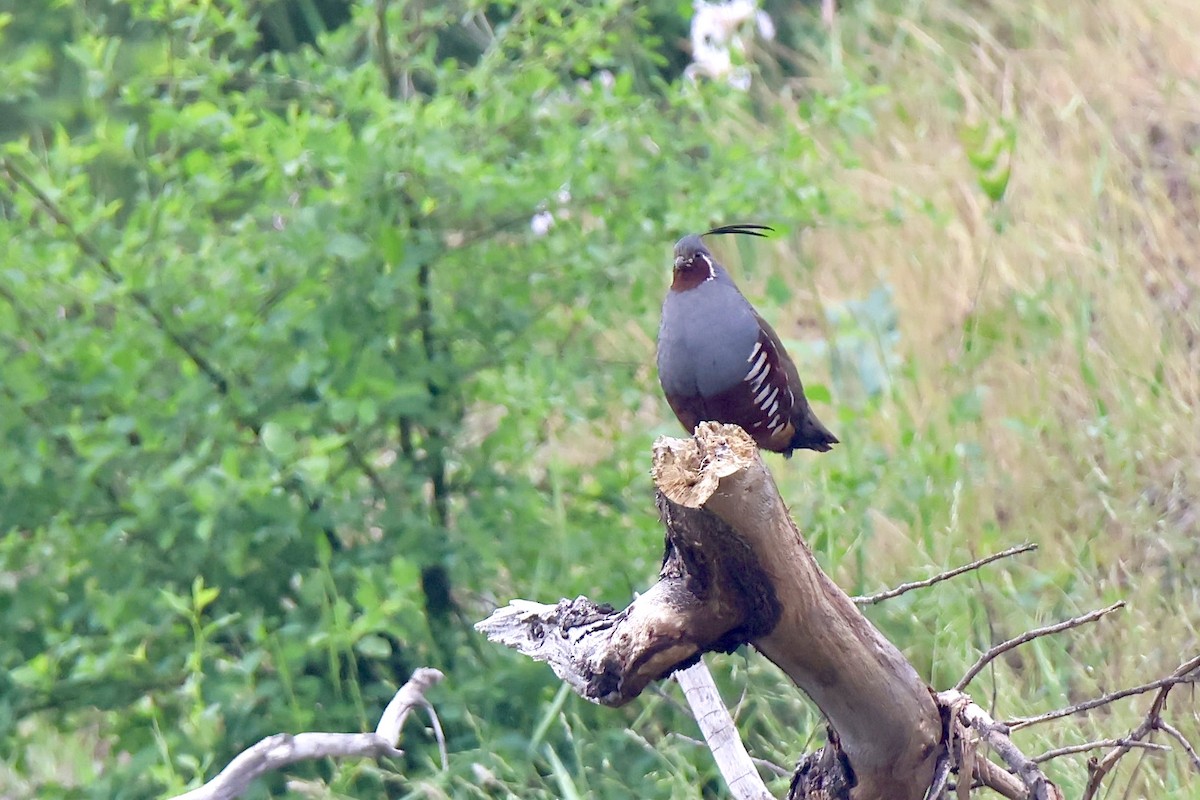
259 421 296 459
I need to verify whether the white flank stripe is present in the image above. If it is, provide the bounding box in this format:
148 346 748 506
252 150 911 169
768 399 779 418
769 415 782 431
746 340 763 363
744 351 768 383
754 383 772 405
760 386 780 411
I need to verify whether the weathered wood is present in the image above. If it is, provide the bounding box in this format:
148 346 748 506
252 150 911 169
479 422 1066 800
653 423 941 800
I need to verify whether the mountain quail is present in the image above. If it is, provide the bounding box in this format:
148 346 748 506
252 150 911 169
656 225 839 456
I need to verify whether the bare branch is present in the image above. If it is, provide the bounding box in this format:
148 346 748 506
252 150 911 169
955 602 1125 691
1080 653 1200 800
1009 674 1198 730
375 667 444 743
1156 720 1200 774
481 425 944 800
674 660 774 800
1033 738 1170 764
170 668 444 800
920 745 953 800
939 690 1063 800
854 543 1037 606
972 757 1026 800
425 700 450 771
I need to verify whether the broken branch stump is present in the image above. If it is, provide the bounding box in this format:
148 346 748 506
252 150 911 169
477 422 943 799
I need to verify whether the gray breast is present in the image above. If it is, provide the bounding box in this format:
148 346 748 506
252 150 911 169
657 278 760 398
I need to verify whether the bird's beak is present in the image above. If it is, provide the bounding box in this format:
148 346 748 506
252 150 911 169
673 255 686 270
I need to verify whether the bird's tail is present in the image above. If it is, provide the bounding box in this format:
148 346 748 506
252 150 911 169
790 412 839 453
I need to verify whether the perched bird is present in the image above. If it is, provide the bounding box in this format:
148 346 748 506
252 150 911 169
656 224 838 456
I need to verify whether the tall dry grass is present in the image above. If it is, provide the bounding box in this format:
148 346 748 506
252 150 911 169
747 0 1200 793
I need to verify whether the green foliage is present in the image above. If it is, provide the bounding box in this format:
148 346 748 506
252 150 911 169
960 115 1016 205
0 1 870 797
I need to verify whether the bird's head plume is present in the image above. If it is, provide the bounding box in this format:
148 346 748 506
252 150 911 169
672 224 774 272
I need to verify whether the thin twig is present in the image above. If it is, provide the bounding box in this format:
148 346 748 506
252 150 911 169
1033 737 1170 763
1009 674 1198 730
425 701 450 771
853 543 1037 606
342 435 389 499
374 667 444 742
920 745 953 800
1156 720 1200 773
1080 653 1200 800
955 601 1125 691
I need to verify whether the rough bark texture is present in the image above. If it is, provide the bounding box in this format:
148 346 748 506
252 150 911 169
653 423 941 800
477 423 945 799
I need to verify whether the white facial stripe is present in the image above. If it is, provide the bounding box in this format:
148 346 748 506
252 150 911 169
698 253 715 280
747 341 763 363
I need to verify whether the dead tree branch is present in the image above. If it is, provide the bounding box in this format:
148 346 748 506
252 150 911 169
1080 654 1200 800
477 425 1192 800
955 602 1126 691
168 668 444 800
675 660 774 800
1156 720 1200 773
1008 671 1199 730
853 543 1036 606
936 690 1063 800
1033 738 1169 764
479 423 955 800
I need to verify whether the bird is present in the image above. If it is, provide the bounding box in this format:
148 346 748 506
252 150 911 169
656 224 839 456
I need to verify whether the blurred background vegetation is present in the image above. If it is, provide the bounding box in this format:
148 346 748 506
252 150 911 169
0 0 1197 797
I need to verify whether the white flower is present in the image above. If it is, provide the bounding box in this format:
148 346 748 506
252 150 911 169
685 0 774 89
530 210 555 237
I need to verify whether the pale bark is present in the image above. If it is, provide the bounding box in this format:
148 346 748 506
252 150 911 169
168 668 444 800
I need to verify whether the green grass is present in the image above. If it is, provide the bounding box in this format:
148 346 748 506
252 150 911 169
544 0 1200 797
5 1 1198 798
718 0 1200 796
247 1 1200 795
